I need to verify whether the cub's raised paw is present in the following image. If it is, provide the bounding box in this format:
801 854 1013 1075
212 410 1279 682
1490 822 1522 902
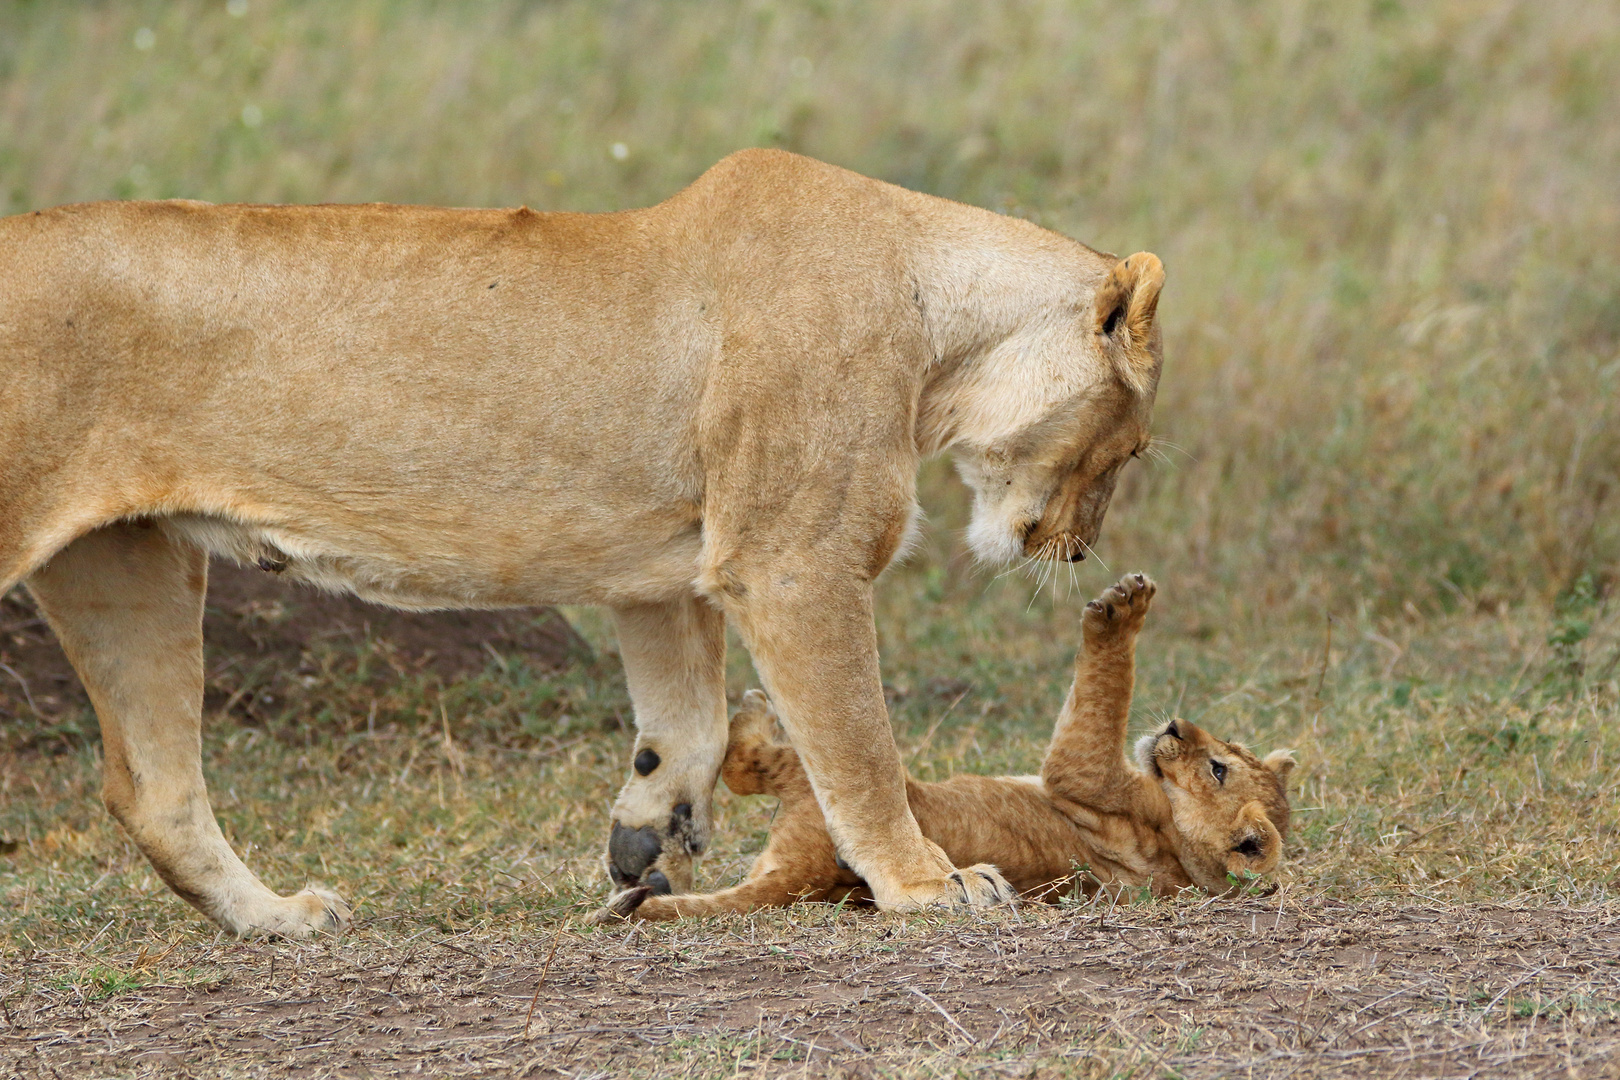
1082 572 1155 646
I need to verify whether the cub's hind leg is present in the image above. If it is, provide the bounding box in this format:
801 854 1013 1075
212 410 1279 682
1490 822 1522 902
26 521 349 937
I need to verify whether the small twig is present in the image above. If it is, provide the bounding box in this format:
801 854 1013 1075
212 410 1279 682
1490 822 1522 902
1312 615 1334 704
522 923 567 1039
1480 965 1551 1018
905 688 972 768
1394 819 1458 853
0 661 40 715
384 944 419 995
905 984 976 1044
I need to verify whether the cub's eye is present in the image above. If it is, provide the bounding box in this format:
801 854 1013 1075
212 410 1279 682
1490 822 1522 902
1210 760 1228 784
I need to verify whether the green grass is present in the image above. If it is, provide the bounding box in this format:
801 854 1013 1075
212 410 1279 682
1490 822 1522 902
0 4 1618 1072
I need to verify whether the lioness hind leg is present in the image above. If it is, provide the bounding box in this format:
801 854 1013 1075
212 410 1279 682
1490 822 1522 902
607 597 729 895
26 522 349 938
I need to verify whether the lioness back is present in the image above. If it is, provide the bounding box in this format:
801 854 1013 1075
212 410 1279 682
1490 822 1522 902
0 150 953 607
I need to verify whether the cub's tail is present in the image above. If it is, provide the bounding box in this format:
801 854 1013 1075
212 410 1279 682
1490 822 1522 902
594 873 861 923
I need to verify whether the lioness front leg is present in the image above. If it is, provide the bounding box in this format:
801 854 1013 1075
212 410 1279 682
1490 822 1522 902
606 597 728 894
725 570 1012 911
26 523 349 938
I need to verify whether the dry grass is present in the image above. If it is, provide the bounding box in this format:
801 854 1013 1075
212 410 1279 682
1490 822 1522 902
2 1 1619 1076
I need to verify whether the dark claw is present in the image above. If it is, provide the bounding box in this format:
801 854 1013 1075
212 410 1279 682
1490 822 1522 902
608 822 662 885
611 885 654 918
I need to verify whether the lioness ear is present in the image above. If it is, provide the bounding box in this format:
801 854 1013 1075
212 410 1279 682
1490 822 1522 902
1262 749 1297 784
1093 251 1165 395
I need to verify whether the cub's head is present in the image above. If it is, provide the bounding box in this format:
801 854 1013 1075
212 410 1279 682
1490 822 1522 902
1135 718 1295 894
949 252 1166 567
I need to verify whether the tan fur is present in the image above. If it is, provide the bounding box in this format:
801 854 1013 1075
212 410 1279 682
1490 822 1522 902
602 575 1294 921
1 150 1165 936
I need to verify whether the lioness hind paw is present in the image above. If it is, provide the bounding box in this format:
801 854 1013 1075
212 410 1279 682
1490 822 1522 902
234 886 352 940
301 887 353 933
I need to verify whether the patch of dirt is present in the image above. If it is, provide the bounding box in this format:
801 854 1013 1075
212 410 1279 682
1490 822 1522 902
0 561 592 724
3 899 1618 1078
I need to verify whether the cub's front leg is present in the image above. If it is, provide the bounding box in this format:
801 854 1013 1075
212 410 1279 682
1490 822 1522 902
1040 573 1156 811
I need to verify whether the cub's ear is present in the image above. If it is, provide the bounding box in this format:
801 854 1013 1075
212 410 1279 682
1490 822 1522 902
1262 749 1297 784
1093 251 1165 395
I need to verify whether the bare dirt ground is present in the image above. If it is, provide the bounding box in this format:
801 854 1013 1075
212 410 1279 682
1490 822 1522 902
4 898 1617 1079
0 562 592 725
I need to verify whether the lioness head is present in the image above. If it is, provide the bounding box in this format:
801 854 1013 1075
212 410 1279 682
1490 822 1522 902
1135 718 1295 893
951 252 1166 566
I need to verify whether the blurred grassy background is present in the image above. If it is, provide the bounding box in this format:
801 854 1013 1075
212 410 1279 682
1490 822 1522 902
3 0 1616 619
2 0 1618 971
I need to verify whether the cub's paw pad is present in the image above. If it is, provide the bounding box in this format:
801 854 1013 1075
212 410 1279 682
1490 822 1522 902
1083 573 1155 637
946 864 1016 907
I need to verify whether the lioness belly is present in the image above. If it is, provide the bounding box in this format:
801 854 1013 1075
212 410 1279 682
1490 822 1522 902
158 509 705 610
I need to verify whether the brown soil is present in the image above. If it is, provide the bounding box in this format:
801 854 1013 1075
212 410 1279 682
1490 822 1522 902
0 561 592 724
3 899 1617 1078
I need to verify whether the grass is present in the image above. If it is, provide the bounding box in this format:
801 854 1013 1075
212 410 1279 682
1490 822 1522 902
1 0 1618 1075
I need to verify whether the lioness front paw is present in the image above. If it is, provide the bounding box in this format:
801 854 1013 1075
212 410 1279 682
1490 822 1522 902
606 796 709 895
1083 572 1155 647
882 864 1016 912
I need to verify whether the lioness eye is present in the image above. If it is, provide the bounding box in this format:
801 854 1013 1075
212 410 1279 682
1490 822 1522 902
1210 760 1227 783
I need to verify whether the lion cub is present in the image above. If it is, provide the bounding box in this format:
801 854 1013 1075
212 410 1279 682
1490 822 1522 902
600 574 1295 921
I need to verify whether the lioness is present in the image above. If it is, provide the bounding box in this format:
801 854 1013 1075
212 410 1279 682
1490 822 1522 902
601 575 1295 921
0 150 1165 936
